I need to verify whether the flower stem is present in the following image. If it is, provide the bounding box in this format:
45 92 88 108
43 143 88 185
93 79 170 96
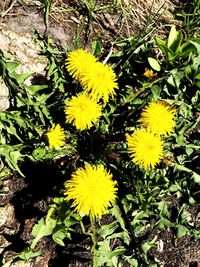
90 216 98 267
80 219 87 235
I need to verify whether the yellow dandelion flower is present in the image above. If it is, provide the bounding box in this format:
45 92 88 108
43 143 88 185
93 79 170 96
64 164 117 219
65 93 102 131
47 124 65 150
66 49 97 81
80 61 118 102
126 128 164 169
143 68 157 80
139 101 176 136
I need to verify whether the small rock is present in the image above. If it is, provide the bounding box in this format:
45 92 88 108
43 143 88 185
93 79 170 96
0 234 11 254
10 261 33 267
0 29 47 76
0 203 19 235
0 78 10 111
156 239 164 253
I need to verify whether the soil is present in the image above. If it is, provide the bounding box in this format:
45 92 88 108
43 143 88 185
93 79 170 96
0 1 199 267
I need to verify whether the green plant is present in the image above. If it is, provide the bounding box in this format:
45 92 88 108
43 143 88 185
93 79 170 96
175 0 200 37
1 21 200 267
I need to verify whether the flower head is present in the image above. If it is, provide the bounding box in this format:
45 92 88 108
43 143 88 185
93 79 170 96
143 68 157 80
139 101 176 136
65 93 102 131
126 128 164 169
80 61 118 102
66 49 97 81
64 164 117 219
47 124 65 149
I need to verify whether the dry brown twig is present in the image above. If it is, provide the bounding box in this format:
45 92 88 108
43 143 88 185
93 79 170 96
1 0 18 18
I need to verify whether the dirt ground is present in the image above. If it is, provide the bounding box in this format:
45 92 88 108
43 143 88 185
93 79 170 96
1 1 200 267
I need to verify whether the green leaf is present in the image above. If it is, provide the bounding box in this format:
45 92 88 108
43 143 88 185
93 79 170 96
18 249 41 261
141 242 155 254
192 172 200 183
141 236 157 260
167 69 184 89
25 84 48 94
134 224 147 236
31 217 56 249
96 239 125 267
98 221 118 239
108 101 117 114
176 134 186 145
148 57 161 71
185 147 193 156
191 55 200 72
155 37 166 48
196 81 200 88
0 49 12 59
195 73 200 79
131 210 148 226
155 37 172 58
179 41 196 58
190 39 200 55
185 65 192 81
156 218 174 229
6 61 20 72
15 73 32 83
167 25 177 48
176 225 189 237
92 40 102 56
131 98 143 104
193 230 200 239
0 58 7 77
53 197 64 205
170 31 183 54
151 85 161 99
168 27 183 54
9 151 24 176
110 205 130 244
158 200 170 218
52 229 67 246
124 256 138 267
174 163 200 183
0 145 25 176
